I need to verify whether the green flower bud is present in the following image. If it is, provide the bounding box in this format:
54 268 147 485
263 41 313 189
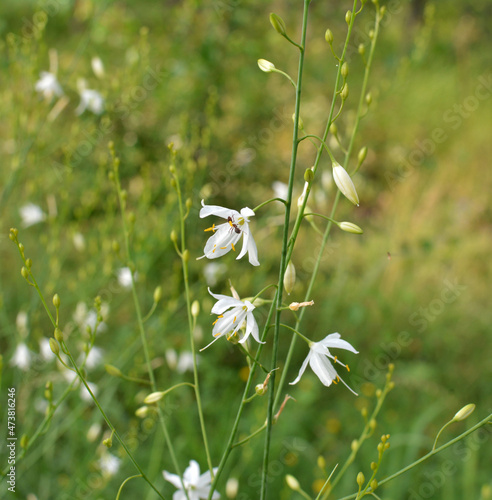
144 391 165 404
351 439 359 451
285 474 300 491
255 383 267 396
341 83 349 100
49 338 59 355
325 29 334 44
105 364 123 377
369 29 375 40
332 162 359 206
329 123 338 136
270 13 287 36
53 294 60 308
304 168 314 183
370 461 377 471
191 300 200 318
183 249 190 262
54 327 63 343
103 437 112 448
358 43 365 55
341 62 349 78
258 59 275 73
452 403 476 422
366 92 372 105
170 230 178 243
153 286 163 303
25 258 32 268
20 434 29 449
21 267 29 279
135 406 149 418
358 146 368 166
10 227 19 239
356 472 365 487
185 198 192 210
339 222 363 234
370 479 378 491
284 261 296 295
345 10 352 24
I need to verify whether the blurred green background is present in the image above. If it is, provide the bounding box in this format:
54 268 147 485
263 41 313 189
0 0 491 499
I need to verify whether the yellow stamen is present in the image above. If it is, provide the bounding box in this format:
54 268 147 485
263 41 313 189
231 243 236 252
220 246 227 250
214 332 221 337
212 245 217 253
334 356 338 363
204 224 216 232
233 316 237 323
212 314 224 325
346 364 350 372
333 379 338 385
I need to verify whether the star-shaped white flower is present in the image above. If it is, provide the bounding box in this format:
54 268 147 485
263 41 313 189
205 288 262 349
163 460 220 500
75 88 104 115
35 71 64 100
290 333 358 394
198 200 259 266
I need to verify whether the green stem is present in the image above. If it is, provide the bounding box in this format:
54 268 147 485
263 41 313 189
253 197 287 212
261 2 311 499
172 163 213 476
337 412 492 500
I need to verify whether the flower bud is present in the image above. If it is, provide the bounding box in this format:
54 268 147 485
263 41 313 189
20 434 29 449
341 83 349 100
135 406 149 418
53 293 60 308
358 43 365 55
170 230 178 243
21 267 29 279
25 258 32 268
54 327 63 343
285 474 300 491
304 168 314 183
284 260 296 295
10 227 19 239
258 59 275 73
351 439 359 451
329 123 338 136
183 249 190 262
144 391 165 404
370 479 378 491
191 300 200 318
356 472 365 487
317 455 326 470
370 461 377 471
345 10 352 24
91 56 105 78
339 222 363 234
341 62 349 78
49 338 59 355
358 146 368 166
153 286 163 303
366 92 372 105
332 162 359 206
105 364 123 377
452 403 476 422
103 437 112 448
226 478 239 498
255 383 267 396
325 29 334 44
270 13 287 36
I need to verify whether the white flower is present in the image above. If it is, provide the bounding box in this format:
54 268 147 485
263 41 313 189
19 203 46 227
258 59 275 72
163 460 220 500
332 162 359 206
83 346 104 370
80 381 98 403
10 343 32 371
98 452 121 477
205 288 262 348
117 267 135 289
16 311 29 337
290 333 358 394
39 338 54 361
76 88 104 115
91 56 105 78
203 262 227 287
35 71 63 100
198 200 259 266
272 181 288 200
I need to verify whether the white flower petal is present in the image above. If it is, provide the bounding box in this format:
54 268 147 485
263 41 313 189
200 200 237 219
163 470 183 489
289 351 311 385
309 352 337 387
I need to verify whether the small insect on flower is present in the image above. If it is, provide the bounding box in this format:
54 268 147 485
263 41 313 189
198 200 259 266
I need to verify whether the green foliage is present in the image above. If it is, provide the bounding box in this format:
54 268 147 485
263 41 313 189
1 1 491 499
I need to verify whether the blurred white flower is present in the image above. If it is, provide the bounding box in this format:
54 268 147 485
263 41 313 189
206 288 262 348
91 56 105 78
19 203 46 228
80 381 98 403
198 200 259 266
10 343 32 371
16 311 29 337
73 302 107 334
290 333 358 394
203 262 227 287
82 346 104 370
98 452 121 477
117 267 136 289
35 71 63 100
87 422 102 442
39 338 54 361
75 85 104 115
176 351 196 373
72 232 86 252
163 460 220 500
272 181 288 200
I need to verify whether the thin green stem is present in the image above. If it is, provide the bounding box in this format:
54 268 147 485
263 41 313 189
261 2 310 499
338 412 492 500
253 197 287 212
116 475 143 500
432 421 453 451
172 163 213 476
